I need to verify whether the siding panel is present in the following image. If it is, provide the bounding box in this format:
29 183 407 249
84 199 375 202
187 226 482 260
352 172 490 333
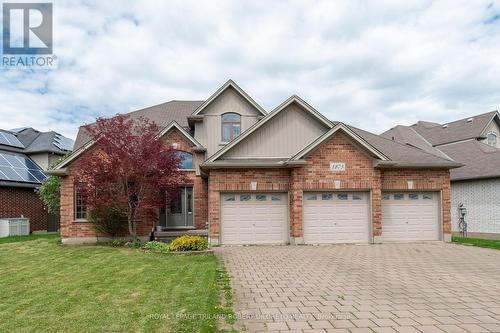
451 179 500 235
223 103 329 158
194 87 260 157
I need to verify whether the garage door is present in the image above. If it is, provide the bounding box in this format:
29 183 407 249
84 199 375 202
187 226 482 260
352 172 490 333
221 193 288 245
381 192 440 241
303 192 370 244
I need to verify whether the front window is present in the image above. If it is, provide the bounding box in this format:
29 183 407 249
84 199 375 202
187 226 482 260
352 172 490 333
74 187 87 220
221 113 241 142
487 133 497 147
177 151 193 169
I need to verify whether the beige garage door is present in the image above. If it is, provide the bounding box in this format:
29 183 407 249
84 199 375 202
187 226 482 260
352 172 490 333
381 192 440 241
220 193 288 245
303 192 371 244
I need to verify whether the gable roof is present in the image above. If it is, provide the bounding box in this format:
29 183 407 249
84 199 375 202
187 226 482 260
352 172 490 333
438 140 500 181
410 111 499 146
350 126 461 168
54 119 204 170
380 125 452 160
206 95 333 163
157 121 204 148
191 80 266 116
290 122 389 161
0 127 73 155
73 100 203 151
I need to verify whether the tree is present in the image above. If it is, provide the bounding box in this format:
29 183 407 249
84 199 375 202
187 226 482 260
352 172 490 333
39 175 60 214
75 115 186 238
39 155 68 214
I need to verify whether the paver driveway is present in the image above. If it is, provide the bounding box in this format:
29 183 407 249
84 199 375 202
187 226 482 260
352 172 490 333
216 243 500 333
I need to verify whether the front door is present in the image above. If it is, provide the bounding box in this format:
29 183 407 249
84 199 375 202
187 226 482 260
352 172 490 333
167 186 194 228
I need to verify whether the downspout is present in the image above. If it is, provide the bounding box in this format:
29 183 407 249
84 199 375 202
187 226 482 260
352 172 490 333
207 172 211 247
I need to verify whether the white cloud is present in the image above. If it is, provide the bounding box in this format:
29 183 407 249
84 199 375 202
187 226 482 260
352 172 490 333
1 0 500 139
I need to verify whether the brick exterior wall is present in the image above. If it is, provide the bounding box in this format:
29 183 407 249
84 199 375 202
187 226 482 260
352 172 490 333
59 128 207 241
60 130 452 243
0 186 49 232
207 133 452 243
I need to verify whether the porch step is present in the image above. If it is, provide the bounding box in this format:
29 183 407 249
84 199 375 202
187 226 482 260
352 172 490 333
154 229 208 243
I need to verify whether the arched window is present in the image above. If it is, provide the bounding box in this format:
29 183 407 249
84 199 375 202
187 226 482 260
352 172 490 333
221 113 241 142
487 133 497 147
177 151 193 169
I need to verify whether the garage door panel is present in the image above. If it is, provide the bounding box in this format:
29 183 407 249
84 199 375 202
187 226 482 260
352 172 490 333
382 192 440 241
303 192 370 244
221 193 288 245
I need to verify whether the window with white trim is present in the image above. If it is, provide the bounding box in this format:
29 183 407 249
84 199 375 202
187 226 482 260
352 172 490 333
221 113 241 142
487 132 497 147
74 187 87 220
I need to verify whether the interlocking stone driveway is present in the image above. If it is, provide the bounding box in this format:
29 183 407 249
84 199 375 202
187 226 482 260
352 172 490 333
215 243 500 333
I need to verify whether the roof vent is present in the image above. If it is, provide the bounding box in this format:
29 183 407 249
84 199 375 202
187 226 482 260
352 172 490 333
467 117 474 122
442 124 448 128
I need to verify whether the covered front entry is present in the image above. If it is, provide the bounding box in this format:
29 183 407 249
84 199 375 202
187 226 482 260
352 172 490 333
220 192 288 245
302 191 371 244
159 186 194 228
381 192 440 241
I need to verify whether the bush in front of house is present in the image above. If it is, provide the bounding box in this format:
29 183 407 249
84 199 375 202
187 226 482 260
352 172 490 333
110 239 127 247
88 205 128 237
142 241 170 253
169 236 208 252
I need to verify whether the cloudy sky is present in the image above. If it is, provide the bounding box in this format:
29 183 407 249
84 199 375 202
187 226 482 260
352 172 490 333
1 0 500 140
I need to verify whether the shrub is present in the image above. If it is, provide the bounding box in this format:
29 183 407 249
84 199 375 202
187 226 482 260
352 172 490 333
110 239 127 247
126 238 144 248
169 235 208 252
142 241 170 253
88 205 128 237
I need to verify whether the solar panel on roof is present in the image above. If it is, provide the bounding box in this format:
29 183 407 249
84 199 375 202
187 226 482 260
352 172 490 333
0 152 46 184
53 134 74 151
0 131 24 148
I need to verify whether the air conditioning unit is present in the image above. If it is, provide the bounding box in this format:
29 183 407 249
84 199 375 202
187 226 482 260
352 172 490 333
0 218 30 237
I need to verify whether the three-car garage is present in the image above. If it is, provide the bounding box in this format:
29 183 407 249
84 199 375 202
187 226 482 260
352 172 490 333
219 191 442 245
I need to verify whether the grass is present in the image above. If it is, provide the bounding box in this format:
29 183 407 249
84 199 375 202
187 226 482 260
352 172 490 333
0 235 232 332
452 236 500 250
0 232 60 244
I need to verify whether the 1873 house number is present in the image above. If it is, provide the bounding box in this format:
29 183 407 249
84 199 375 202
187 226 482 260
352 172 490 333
330 162 346 172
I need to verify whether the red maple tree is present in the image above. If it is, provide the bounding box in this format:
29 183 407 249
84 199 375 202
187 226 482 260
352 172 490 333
75 115 186 238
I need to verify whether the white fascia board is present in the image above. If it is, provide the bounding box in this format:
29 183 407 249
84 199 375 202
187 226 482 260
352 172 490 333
192 79 266 116
290 123 389 161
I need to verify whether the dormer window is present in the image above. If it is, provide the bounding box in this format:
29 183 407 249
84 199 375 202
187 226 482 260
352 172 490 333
487 133 497 147
221 113 241 142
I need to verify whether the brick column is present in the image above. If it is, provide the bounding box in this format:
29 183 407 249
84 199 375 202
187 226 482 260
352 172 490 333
289 189 303 244
208 181 220 245
442 185 452 242
372 170 382 243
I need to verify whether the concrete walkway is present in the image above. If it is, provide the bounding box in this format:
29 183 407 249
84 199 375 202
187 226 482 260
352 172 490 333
216 243 500 333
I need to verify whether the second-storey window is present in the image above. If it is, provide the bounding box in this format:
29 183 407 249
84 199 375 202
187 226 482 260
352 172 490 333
487 133 497 147
177 151 193 169
221 113 241 142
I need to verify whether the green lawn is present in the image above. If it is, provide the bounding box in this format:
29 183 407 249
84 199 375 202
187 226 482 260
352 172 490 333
0 236 226 333
452 236 500 250
0 232 60 244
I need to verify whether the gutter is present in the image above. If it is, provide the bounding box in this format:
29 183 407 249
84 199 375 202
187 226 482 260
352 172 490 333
373 160 463 169
200 159 307 169
45 168 69 176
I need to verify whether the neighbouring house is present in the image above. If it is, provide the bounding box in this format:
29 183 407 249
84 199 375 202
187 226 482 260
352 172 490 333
0 127 74 232
382 111 500 240
50 80 461 245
